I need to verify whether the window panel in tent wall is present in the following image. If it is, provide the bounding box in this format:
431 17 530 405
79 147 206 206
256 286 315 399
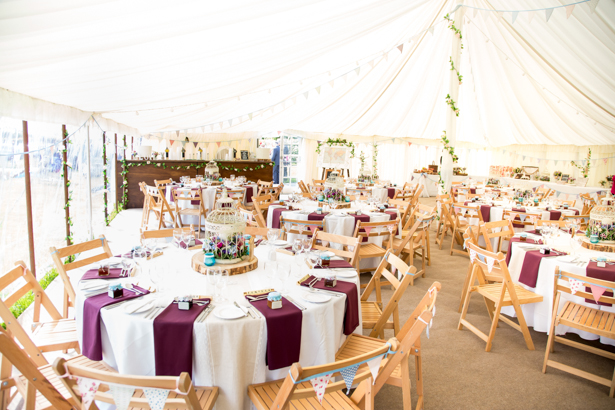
89 127 105 235
66 125 92 244
0 117 31 276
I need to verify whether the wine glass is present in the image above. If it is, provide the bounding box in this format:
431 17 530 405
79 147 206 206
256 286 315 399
292 239 303 255
173 229 182 246
207 268 220 298
264 261 277 282
267 229 280 244
217 269 228 302
302 237 312 254
570 235 583 256
277 262 291 294
133 248 148 277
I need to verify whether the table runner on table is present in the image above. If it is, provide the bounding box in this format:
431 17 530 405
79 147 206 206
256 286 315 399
154 298 210 377
505 237 544 266
243 185 254 202
387 188 396 199
270 207 290 229
585 262 615 307
300 276 359 335
511 207 528 228
82 286 150 360
308 212 327 221
314 260 354 269
518 250 565 288
169 187 200 205
81 268 124 281
245 293 302 370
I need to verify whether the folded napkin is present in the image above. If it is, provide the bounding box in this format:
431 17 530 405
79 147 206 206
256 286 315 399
270 207 290 229
245 292 302 370
82 286 150 361
387 188 396 199
300 276 359 335
154 298 210 377
308 212 328 221
81 268 124 281
519 250 564 288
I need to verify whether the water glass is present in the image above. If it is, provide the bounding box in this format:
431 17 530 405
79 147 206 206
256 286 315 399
292 239 303 255
217 269 229 302
207 268 220 297
264 261 277 282
570 236 583 255
302 238 312 253
277 262 291 293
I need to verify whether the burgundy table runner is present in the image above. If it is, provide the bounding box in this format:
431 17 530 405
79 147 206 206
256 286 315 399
505 237 543 266
246 293 302 370
519 251 561 288
585 262 615 307
511 207 527 228
300 276 359 335
270 207 290 229
314 260 354 269
480 205 492 222
308 212 328 221
81 268 124 281
153 298 210 377
387 188 396 199
352 214 371 243
548 210 562 221
243 185 254 202
82 286 150 361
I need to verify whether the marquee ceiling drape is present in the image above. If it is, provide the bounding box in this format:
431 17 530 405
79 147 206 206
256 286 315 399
0 0 613 146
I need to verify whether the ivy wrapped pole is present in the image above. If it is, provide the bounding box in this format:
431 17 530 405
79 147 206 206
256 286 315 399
22 121 36 275
61 125 72 246
102 131 109 226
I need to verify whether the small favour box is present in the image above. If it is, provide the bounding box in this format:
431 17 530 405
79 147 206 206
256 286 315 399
378 206 386 212
177 296 193 311
316 207 323 215
267 292 282 309
98 262 110 276
108 284 124 299
321 255 331 267
324 273 337 288
563 204 569 209
540 247 551 255
597 256 607 268
520 233 528 242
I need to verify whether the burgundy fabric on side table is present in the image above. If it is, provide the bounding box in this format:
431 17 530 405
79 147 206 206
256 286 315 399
480 205 492 222
246 294 302 370
505 237 543 266
585 262 615 307
82 286 150 361
548 210 562 221
300 276 359 335
81 268 124 281
387 188 396 199
154 298 210 377
519 251 560 288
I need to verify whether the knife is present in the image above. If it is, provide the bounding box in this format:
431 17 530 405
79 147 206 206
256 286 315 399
233 301 250 318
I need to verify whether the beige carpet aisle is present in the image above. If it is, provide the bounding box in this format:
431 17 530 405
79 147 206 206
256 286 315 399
97 200 615 410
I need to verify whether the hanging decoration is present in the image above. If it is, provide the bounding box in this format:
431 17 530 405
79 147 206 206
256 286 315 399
102 132 109 226
571 148 592 178
120 135 129 209
449 57 463 85
372 142 379 180
445 94 460 116
60 127 74 250
315 138 355 157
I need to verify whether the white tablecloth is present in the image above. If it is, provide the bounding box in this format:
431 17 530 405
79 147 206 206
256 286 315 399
411 174 487 197
72 245 360 410
504 234 615 346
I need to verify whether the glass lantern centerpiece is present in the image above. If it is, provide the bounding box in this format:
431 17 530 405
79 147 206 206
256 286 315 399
205 161 220 181
203 189 248 264
358 165 372 184
323 171 345 204
586 206 615 243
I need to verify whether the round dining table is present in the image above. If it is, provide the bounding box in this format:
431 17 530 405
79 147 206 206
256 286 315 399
71 244 361 410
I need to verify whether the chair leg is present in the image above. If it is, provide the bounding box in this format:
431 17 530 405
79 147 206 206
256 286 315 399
400 355 412 410
511 298 535 351
414 342 424 410
485 300 503 352
458 263 473 313
542 322 557 373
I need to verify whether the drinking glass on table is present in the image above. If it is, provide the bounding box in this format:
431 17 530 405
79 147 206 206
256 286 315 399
570 236 583 256
264 261 277 283
217 269 229 302
133 248 148 276
302 237 312 253
207 267 220 298
277 262 291 294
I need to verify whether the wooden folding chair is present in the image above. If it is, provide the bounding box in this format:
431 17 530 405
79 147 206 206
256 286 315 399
502 209 538 231
138 182 151 229
361 251 417 337
144 184 176 229
310 231 360 266
50 236 113 318
353 219 400 274
248 337 400 410
245 226 270 238
435 194 455 249
252 194 272 227
52 357 218 410
386 215 434 284
580 193 596 214
409 185 424 209
480 219 515 254
558 199 576 207
298 180 309 194
154 178 174 188
279 216 323 240
173 188 208 232
336 282 440 410
256 180 274 196
388 199 412 226
272 183 284 201
393 189 413 201
542 267 615 397
312 179 325 186
140 225 195 242
0 262 80 367
534 219 568 228
237 205 264 228
0 328 118 410
450 204 484 257
559 214 590 230
458 242 543 351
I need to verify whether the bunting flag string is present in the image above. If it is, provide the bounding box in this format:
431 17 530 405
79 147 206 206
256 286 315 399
310 374 332 404
367 355 384 384
143 388 170 410
76 377 101 410
340 364 360 394
109 385 136 410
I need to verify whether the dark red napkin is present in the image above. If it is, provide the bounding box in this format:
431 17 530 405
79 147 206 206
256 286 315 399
246 293 302 370
154 298 210 377
519 251 561 288
82 286 150 361
505 237 544 266
81 268 124 281
549 210 562 221
480 205 492 222
300 276 359 335
270 206 290 229
387 188 396 199
585 262 615 307
243 185 254 202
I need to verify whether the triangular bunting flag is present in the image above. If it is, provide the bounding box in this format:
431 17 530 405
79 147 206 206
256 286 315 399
528 10 535 23
473 8 478 18
329 80 335 88
590 285 607 302
181 141 186 147
588 0 599 14
169 140 175 146
428 26 434 35
303 91 309 100
143 388 169 410
545 8 554 22
193 142 198 148
355 67 360 76
477 254 486 263
367 355 383 384
309 225 317 235
175 130 180 138
604 158 608 164
519 215 527 222
397 44 404 54
569 278 583 294
565 5 575 18
216 142 221 147
218 122 223 129
76 377 101 410
316 86 321 94
522 155 526 160
469 249 477 263
310 374 332 404
511 11 519 24
364 227 373 236
109 384 135 410
340 364 360 393
486 257 495 273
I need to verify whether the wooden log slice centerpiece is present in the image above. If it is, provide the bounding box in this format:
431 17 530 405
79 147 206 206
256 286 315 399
191 252 258 275
580 236 615 252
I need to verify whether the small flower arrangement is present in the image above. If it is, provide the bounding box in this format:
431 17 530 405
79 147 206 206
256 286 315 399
323 187 344 202
515 189 533 200
568 177 576 184
539 175 550 182
205 233 247 260
487 178 500 185
513 167 522 174
586 223 615 242
553 171 562 177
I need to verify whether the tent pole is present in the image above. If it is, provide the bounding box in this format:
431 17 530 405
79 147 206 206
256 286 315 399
86 123 93 239
442 1 465 193
62 125 71 246
114 133 118 209
103 131 108 225
22 121 36 276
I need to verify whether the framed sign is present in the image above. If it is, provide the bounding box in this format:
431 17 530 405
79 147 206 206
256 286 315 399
317 145 351 169
561 174 570 182
240 150 249 160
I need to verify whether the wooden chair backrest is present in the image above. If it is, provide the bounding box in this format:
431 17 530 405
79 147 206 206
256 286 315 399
154 179 174 188
559 200 576 206
311 231 360 265
307 183 324 193
388 199 411 224
52 358 203 410
353 219 399 245
480 220 515 252
410 185 424 207
451 204 484 226
256 180 274 196
312 179 325 186
237 206 261 227
0 262 63 366
463 225 482 249
535 219 568 227
580 193 596 214
50 236 113 314
559 214 590 229
395 281 440 342
298 180 309 194
503 210 537 227
252 194 272 227
140 226 194 241
145 184 162 203
393 190 413 201
245 226 270 238
215 188 244 205
466 241 510 283
0 329 72 409
272 183 284 201
279 216 324 238
552 267 615 306
361 251 416 336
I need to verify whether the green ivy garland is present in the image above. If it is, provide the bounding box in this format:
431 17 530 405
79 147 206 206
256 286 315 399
445 94 460 117
571 148 592 178
372 143 379 179
444 14 464 51
59 128 73 246
449 57 463 85
120 135 129 208
102 132 109 226
441 131 458 163
315 138 355 158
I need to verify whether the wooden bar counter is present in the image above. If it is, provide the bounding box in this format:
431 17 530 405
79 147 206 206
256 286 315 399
115 159 274 209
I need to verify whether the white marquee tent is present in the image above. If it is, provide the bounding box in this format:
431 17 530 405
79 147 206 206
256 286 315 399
1 0 614 185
